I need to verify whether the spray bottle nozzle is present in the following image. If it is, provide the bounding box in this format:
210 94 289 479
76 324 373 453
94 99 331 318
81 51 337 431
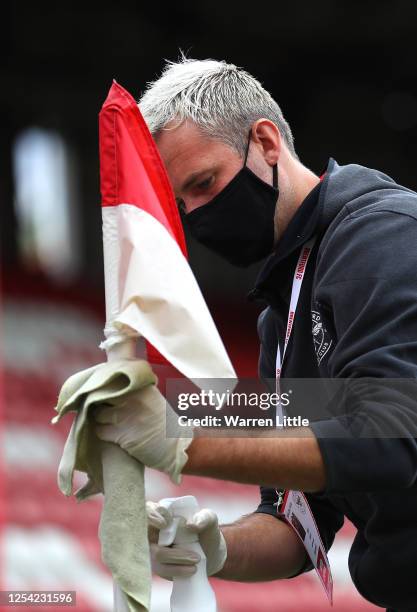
157 496 200 547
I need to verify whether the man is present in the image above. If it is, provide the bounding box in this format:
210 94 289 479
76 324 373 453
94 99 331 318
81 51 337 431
87 58 417 611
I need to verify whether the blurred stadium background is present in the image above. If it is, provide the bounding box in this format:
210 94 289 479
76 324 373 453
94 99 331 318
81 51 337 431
3 2 417 610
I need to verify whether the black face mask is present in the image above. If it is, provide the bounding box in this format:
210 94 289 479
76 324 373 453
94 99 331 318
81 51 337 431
183 136 279 267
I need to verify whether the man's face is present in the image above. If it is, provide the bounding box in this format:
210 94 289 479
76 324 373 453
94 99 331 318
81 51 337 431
155 120 244 214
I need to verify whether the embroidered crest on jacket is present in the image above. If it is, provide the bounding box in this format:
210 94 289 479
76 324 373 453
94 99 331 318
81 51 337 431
311 310 333 364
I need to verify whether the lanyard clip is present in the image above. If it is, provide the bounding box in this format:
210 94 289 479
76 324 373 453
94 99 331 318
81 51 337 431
274 488 286 515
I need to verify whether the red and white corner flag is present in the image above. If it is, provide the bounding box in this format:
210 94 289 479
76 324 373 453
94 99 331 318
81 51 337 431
99 81 236 380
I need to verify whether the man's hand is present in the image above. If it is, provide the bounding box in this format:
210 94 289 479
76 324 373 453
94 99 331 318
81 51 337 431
147 501 227 579
93 383 192 484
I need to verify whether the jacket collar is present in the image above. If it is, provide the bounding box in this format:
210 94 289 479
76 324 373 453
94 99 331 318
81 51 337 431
248 158 336 303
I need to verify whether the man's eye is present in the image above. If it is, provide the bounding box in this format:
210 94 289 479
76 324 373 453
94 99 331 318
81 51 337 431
196 176 214 190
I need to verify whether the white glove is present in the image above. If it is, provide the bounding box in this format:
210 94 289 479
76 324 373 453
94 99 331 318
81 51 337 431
147 500 227 579
93 383 192 485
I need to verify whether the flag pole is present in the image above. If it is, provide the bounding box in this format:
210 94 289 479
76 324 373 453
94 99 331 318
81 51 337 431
101 192 139 612
106 341 136 612
98 80 236 611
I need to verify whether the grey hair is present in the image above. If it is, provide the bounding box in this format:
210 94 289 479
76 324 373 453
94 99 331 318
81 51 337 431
138 56 297 158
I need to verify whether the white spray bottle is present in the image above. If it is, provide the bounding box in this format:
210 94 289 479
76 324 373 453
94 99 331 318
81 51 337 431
158 495 217 612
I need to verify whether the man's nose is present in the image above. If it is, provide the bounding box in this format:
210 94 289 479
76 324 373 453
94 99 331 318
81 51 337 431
183 198 211 214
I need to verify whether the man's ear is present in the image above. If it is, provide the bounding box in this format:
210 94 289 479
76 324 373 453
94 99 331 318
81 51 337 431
250 119 281 166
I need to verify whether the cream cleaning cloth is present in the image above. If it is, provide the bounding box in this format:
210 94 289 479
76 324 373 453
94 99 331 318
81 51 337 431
52 359 157 612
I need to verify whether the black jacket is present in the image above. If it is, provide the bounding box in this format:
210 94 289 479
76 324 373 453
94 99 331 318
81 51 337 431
253 159 417 610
